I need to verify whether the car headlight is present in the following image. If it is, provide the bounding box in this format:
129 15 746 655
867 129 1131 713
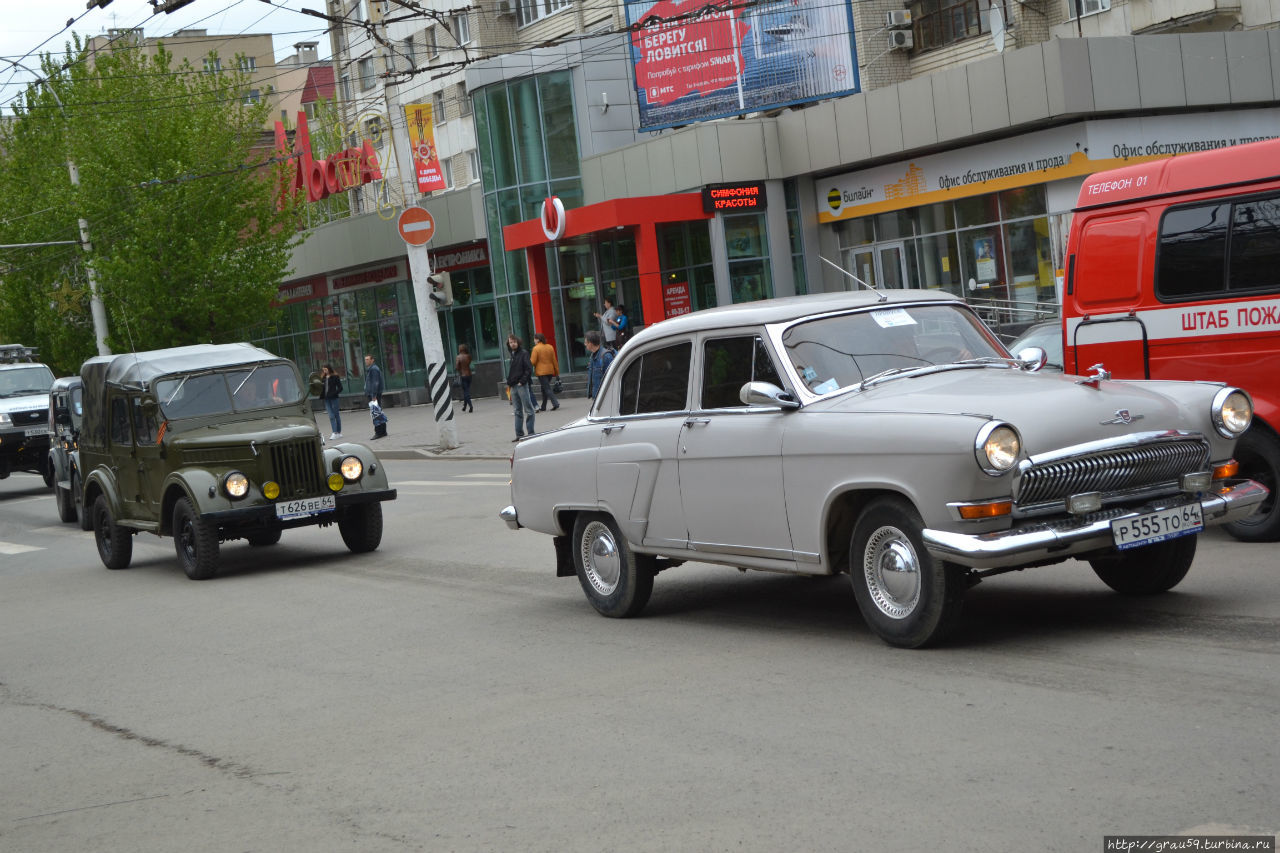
0 413 11 427
339 455 363 482
976 422 1021 476
1211 387 1253 438
223 471 250 499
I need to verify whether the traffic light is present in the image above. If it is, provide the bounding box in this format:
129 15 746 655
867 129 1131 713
428 271 453 306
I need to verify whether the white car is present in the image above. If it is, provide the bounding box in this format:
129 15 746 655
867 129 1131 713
500 290 1266 647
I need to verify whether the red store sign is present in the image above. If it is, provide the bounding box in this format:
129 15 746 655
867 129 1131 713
274 111 383 205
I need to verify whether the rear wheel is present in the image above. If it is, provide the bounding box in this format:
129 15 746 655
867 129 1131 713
338 503 383 553
849 497 966 648
174 497 220 580
93 495 133 571
1089 535 1197 595
1224 428 1280 542
571 513 653 618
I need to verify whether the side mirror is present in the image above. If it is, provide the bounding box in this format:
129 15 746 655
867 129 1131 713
140 397 159 418
1016 346 1048 372
740 381 801 410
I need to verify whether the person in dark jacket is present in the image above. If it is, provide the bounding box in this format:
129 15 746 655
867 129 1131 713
321 364 343 440
585 330 614 399
506 334 536 440
364 353 387 439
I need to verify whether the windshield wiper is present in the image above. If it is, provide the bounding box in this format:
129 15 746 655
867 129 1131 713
858 366 934 390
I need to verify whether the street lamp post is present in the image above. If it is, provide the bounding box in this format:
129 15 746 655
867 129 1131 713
10 61 112 356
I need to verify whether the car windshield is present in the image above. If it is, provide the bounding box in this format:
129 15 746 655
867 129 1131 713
780 303 1006 395
0 365 55 398
154 363 302 419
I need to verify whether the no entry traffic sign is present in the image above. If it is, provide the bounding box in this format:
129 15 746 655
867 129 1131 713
397 206 436 246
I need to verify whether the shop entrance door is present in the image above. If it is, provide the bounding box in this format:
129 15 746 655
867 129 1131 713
876 242 908 289
848 249 877 290
558 242 600 373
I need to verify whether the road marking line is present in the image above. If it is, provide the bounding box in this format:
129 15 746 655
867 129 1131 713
0 541 43 554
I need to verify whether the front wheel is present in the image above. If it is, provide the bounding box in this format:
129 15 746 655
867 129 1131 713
1089 535 1197 595
571 513 654 618
338 503 383 553
1224 428 1280 542
55 478 76 524
849 497 966 648
93 495 133 571
174 497 220 580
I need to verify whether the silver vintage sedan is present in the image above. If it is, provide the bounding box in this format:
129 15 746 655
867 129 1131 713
500 290 1266 647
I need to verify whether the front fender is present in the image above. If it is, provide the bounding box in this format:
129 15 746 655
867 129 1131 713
83 466 123 516
323 442 393 492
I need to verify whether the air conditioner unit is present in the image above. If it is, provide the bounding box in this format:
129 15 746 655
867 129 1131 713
886 9 912 28
888 29 914 49
496 0 515 15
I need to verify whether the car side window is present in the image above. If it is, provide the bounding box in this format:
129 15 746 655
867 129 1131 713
131 398 155 444
700 336 783 409
618 342 692 415
109 396 132 447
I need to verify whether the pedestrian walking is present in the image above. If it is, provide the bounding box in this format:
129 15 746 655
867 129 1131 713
321 364 343 440
530 333 560 412
455 344 473 413
593 297 618 350
585 330 614 399
506 334 536 440
364 353 388 439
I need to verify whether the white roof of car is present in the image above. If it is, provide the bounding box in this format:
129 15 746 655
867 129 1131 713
631 289 963 344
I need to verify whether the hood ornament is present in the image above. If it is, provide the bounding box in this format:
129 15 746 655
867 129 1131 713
1075 363 1110 388
1101 409 1144 425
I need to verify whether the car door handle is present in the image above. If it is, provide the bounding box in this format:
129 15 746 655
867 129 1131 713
602 424 625 435
683 418 711 427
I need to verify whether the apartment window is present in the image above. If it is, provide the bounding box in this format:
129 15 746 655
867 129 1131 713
402 36 416 70
202 57 222 73
468 150 480 183
350 0 367 23
458 84 472 115
340 74 353 101
444 156 457 190
1066 0 1110 17
432 91 446 124
358 57 376 91
364 115 384 146
517 0 571 27
425 27 438 58
451 13 471 45
237 57 257 72
911 0 992 51
242 88 261 105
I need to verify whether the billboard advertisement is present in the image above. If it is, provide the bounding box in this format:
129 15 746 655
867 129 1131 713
404 103 446 193
625 0 859 131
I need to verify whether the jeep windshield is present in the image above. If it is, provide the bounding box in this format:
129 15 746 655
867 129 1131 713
0 365 55 398
781 303 1006 396
154 363 303 419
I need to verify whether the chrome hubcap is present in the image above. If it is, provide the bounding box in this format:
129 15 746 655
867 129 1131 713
863 526 921 619
581 521 621 596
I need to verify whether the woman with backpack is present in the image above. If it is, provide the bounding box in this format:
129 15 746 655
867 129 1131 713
321 364 343 440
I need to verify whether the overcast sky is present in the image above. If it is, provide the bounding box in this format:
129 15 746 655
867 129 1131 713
1 0 332 114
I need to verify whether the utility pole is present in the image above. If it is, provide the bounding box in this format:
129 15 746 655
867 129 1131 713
377 52 458 448
11 61 111 356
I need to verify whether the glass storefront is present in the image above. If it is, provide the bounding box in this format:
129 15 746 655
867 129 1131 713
834 185 1057 328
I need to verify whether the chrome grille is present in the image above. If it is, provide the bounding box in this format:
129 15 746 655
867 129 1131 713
1016 438 1209 506
270 438 324 498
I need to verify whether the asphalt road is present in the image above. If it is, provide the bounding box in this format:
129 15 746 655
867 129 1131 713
1 460 1277 852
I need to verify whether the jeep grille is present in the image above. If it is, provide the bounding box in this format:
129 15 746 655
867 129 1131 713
1016 438 1210 507
271 438 325 498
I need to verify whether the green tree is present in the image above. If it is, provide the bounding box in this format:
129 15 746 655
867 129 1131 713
0 37 306 375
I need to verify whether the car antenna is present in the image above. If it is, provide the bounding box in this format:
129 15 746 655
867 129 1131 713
820 256 887 302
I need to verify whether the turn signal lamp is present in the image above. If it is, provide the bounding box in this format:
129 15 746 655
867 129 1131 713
262 481 281 500
957 500 1012 520
327 473 345 492
1212 460 1239 481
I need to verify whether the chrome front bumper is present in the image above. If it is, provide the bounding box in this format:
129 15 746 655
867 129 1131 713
500 505 519 530
923 479 1269 570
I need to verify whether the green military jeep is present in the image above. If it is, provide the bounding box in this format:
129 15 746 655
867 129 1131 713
78 343 397 579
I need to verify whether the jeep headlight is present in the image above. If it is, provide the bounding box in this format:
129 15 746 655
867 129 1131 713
0 413 11 427
223 471 250 499
976 422 1021 476
339 455 363 482
1211 387 1252 438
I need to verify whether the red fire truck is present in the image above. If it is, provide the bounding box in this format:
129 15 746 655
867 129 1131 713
1062 137 1280 541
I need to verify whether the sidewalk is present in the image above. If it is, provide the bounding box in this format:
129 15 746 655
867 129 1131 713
316 393 592 461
